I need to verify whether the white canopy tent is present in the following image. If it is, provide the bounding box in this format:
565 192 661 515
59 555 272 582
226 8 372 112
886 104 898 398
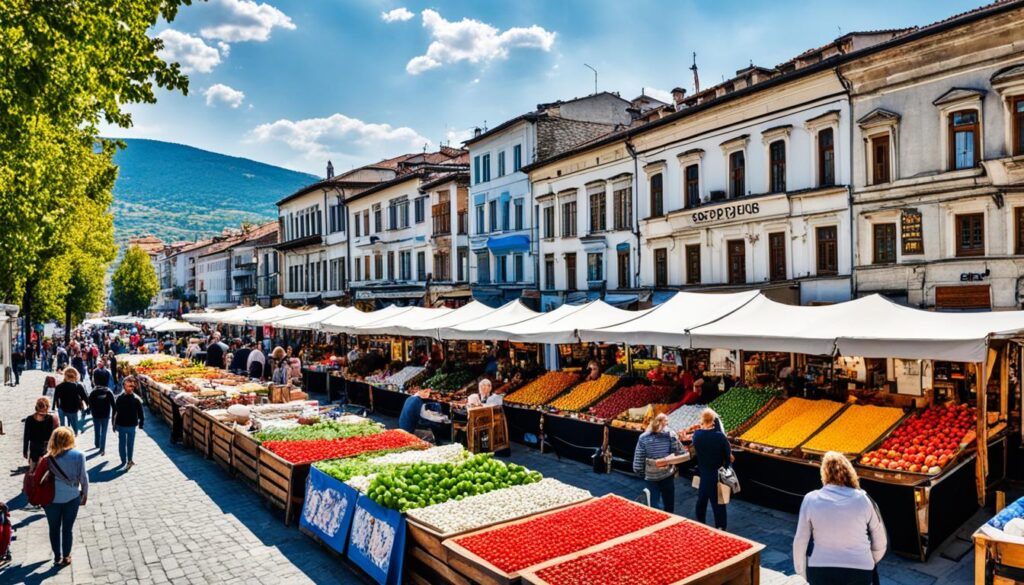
320 305 410 334
243 305 310 326
186 305 263 325
492 300 651 344
81 318 108 327
378 301 496 339
577 290 760 347
106 315 137 325
350 306 454 337
152 320 202 334
272 305 351 331
140 317 170 330
437 300 540 341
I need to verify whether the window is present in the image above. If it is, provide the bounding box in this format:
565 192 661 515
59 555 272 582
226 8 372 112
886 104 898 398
589 189 606 232
818 128 835 187
473 156 481 184
955 213 984 257
328 202 345 233
870 134 890 185
565 253 577 291
685 244 701 284
374 254 383 280
544 254 555 289
497 151 506 177
561 200 577 237
873 223 897 264
365 256 371 281
587 252 603 282
654 248 668 287
729 151 745 197
769 140 786 193
543 206 555 238
373 204 382 232
482 154 491 183
354 258 361 281
496 255 508 283
475 204 485 234
388 201 397 230
1014 97 1024 156
650 173 664 217
416 251 426 280
433 252 449 281
768 232 786 281
432 195 451 235
514 199 524 230
949 110 980 170
457 247 467 281
399 199 409 229
476 252 490 284
1016 208 1024 255
488 200 497 232
501 198 510 231
816 226 838 275
613 183 632 230
727 239 746 284
363 210 370 235
617 249 630 288
513 254 524 282
513 144 522 172
387 251 396 280
414 198 425 223
685 164 700 208
354 212 361 237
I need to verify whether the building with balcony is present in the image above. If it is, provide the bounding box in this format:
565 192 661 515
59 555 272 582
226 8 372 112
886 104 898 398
230 222 278 306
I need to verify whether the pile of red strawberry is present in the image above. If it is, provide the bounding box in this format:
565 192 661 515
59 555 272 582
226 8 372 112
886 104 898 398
860 403 975 474
262 429 428 465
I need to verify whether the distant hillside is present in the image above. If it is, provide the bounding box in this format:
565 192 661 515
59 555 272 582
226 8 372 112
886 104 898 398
110 138 318 245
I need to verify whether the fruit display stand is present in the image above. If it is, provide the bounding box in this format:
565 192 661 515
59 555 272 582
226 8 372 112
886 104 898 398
232 427 261 489
257 445 310 525
189 407 215 458
210 417 234 473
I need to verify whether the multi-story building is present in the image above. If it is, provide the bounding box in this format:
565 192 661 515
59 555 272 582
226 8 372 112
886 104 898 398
255 239 282 307
422 170 472 305
229 222 278 306
346 148 469 309
465 92 634 306
841 1 1024 309
196 233 242 309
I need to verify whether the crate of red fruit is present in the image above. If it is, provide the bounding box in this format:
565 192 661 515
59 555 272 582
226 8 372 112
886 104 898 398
443 494 675 584
520 519 764 585
858 403 976 476
587 384 676 421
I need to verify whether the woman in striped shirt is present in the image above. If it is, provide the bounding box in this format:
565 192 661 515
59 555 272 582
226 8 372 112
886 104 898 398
633 413 685 512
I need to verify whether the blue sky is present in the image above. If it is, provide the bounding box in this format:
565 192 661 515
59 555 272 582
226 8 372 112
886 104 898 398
108 0 985 175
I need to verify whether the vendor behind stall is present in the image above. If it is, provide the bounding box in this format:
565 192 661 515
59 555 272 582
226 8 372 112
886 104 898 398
398 389 450 440
467 379 503 408
585 360 602 382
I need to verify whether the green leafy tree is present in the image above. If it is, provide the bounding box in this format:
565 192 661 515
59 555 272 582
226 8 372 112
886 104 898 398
112 246 159 314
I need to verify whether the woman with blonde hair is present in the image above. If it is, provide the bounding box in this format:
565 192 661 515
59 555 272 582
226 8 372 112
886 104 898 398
632 413 685 512
793 451 886 584
42 426 89 566
692 408 732 529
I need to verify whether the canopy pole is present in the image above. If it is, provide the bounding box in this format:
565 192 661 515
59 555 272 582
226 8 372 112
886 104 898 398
975 353 993 506
1000 345 1009 422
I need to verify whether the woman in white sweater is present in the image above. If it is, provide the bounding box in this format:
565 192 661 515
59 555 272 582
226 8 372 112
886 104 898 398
793 451 886 585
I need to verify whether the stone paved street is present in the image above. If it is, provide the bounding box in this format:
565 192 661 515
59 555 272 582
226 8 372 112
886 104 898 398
0 368 989 584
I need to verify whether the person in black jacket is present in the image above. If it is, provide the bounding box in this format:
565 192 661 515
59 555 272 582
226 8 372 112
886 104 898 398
106 351 119 392
23 397 58 471
91 360 112 391
205 332 227 369
691 408 732 530
53 368 88 436
88 383 116 455
228 339 251 374
114 377 145 469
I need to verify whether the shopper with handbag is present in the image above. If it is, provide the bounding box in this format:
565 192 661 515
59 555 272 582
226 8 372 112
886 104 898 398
41 426 89 567
53 367 88 435
692 408 732 530
23 397 59 472
633 413 686 513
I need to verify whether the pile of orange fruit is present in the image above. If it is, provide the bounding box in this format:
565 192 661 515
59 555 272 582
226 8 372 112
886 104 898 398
547 374 618 412
505 372 580 406
802 404 905 454
739 397 842 450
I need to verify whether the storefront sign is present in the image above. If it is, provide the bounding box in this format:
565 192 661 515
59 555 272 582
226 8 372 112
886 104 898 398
901 210 923 255
355 289 424 300
935 284 991 310
960 269 990 282
691 202 760 225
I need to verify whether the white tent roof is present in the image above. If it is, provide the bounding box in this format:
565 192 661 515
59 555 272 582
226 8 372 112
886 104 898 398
492 300 651 344
106 315 137 325
578 290 760 346
438 300 540 341
376 301 496 339
243 305 310 326
140 317 170 329
187 305 263 325
272 305 350 331
351 306 454 337
82 318 107 327
320 305 409 334
152 320 201 334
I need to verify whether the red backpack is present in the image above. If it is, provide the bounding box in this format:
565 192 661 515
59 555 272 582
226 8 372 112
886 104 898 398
23 457 55 506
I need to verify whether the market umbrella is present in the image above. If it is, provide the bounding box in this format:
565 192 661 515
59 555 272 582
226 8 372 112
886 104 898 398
319 305 408 334
437 300 539 341
243 305 310 326
152 320 201 334
272 305 350 331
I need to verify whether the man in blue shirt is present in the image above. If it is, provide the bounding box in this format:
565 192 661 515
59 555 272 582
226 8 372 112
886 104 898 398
398 389 431 434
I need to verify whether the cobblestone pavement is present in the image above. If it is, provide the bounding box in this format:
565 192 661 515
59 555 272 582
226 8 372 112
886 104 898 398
0 368 985 584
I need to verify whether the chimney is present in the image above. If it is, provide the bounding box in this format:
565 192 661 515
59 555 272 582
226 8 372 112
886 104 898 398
671 87 687 106
473 127 482 138
326 160 334 179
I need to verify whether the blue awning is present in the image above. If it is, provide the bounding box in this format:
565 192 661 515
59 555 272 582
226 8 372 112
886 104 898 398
616 242 630 252
652 290 677 306
486 234 530 254
499 192 511 205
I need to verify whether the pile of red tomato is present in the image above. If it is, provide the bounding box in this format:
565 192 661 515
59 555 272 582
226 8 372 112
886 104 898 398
453 495 668 573
860 403 975 474
262 429 428 465
588 384 675 420
535 520 752 585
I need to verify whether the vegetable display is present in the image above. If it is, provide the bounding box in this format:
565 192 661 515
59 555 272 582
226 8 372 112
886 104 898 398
366 366 426 389
533 520 752 585
315 444 468 484
666 404 706 431
802 404 905 455
505 371 579 406
262 429 428 465
367 454 541 512
253 420 382 443
739 397 843 450
860 403 975 474
547 374 619 412
708 386 779 433
589 384 676 420
406 478 591 536
422 367 478 393
451 495 669 573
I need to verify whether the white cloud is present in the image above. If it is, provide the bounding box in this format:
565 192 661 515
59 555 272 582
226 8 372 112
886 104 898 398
249 113 431 161
381 7 414 23
643 87 674 104
204 84 246 108
445 127 475 145
405 9 556 75
217 41 231 57
156 29 222 74
199 0 295 43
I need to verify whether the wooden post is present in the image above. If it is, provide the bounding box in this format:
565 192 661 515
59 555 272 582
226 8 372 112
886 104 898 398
1000 345 1010 423
975 352 995 506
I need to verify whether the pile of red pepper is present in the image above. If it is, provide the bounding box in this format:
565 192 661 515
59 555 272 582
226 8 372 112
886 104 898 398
535 520 752 585
588 384 676 420
262 429 428 465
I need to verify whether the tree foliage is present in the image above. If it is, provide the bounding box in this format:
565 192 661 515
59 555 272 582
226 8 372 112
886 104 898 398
112 246 159 314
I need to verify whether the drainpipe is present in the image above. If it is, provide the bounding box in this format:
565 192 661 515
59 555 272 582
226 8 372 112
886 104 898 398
837 69 857 300
625 140 641 291
531 177 541 305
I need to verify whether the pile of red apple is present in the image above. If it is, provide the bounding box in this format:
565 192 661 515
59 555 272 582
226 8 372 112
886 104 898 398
860 403 975 474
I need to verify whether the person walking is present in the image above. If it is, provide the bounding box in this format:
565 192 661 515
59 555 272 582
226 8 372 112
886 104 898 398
42 426 88 567
632 413 685 513
88 383 116 455
246 341 266 380
91 359 112 390
691 408 732 530
793 451 887 585
114 377 145 469
53 368 88 436
55 344 68 372
107 351 119 392
70 350 87 383
205 332 227 368
11 348 24 386
23 398 59 472
271 347 289 385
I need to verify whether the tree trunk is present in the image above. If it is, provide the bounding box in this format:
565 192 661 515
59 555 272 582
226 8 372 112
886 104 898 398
65 302 72 347
21 285 32 352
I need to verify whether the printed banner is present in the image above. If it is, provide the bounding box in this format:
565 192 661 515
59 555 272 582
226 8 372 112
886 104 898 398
299 466 358 554
347 494 406 585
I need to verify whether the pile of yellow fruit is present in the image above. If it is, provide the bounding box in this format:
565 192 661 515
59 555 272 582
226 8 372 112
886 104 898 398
802 404 905 455
505 371 580 406
740 397 843 449
547 374 619 411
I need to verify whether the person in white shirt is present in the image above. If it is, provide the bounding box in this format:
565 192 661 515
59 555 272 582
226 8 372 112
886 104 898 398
466 378 503 408
246 342 266 379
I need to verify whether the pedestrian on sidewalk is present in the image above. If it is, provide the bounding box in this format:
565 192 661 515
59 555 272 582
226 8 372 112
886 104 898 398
633 413 685 513
692 408 732 530
42 426 88 567
91 359 112 390
88 383 116 455
70 349 87 382
23 398 59 472
53 368 88 435
11 348 23 386
114 376 145 469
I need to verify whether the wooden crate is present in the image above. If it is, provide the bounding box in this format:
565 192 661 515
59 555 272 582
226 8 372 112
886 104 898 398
232 428 260 489
190 408 213 458
181 406 194 449
257 446 310 525
975 531 1024 585
210 418 234 473
159 393 175 427
405 542 473 585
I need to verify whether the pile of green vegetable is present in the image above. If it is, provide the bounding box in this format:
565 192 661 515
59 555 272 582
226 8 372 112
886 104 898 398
253 420 382 443
423 366 478 393
708 386 780 432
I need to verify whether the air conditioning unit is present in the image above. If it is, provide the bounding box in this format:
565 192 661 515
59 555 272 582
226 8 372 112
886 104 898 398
709 190 726 202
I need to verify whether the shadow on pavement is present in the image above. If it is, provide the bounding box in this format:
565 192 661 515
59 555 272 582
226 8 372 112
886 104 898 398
0 559 59 585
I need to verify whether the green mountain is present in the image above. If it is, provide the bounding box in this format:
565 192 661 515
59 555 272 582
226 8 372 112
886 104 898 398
110 138 318 245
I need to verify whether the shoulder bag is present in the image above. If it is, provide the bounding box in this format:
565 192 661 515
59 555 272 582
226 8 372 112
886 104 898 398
24 457 55 506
